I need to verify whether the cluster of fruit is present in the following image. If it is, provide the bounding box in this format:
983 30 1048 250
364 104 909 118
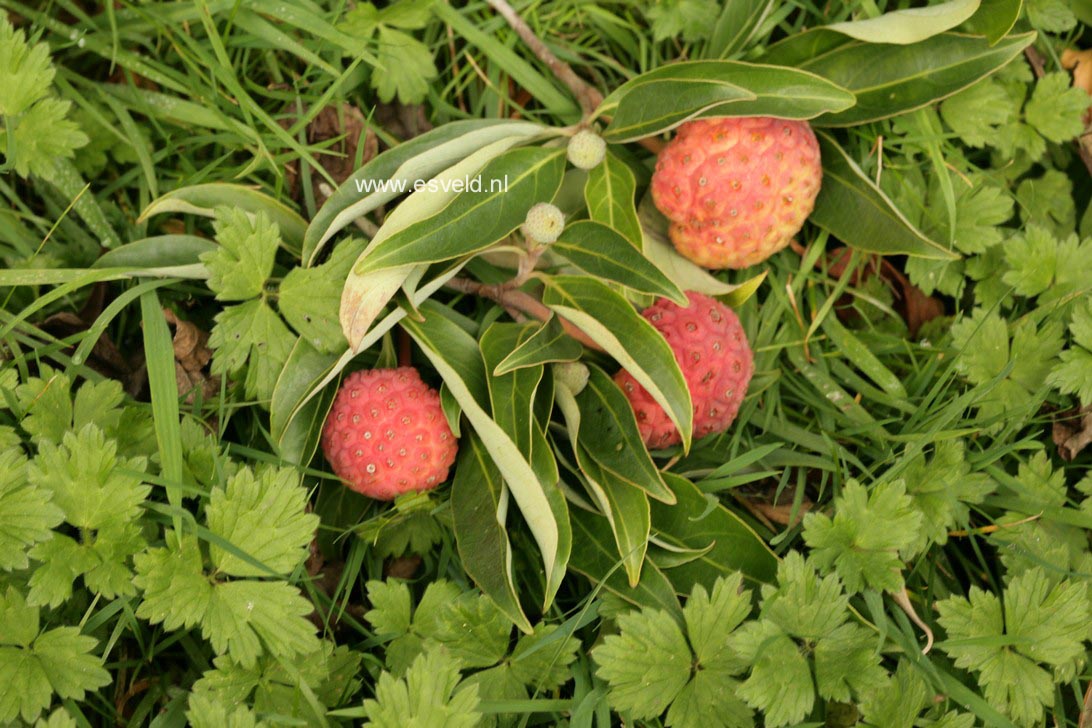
322 116 822 499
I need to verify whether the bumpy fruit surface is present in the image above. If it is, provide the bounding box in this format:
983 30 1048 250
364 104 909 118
321 367 458 500
567 129 607 170
521 202 565 244
614 292 753 449
651 116 821 269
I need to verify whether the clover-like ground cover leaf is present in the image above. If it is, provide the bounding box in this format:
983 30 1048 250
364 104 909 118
937 567 1090 724
362 646 481 728
803 479 923 593
0 588 110 724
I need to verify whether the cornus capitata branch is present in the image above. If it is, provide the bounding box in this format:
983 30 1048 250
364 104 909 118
444 276 603 351
484 0 603 116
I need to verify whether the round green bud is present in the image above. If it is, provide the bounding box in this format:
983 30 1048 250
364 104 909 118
567 129 607 170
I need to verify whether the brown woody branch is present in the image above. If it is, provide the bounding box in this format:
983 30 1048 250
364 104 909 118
444 276 603 351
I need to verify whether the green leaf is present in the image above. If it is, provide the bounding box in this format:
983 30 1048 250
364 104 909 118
593 607 692 719
0 589 110 725
646 0 719 42
402 302 570 609
134 531 213 632
960 0 1023 43
859 660 930 728
201 208 280 301
2 98 88 177
306 119 549 263
803 479 922 593
363 646 481 728
204 580 319 668
491 316 582 376
682 572 752 666
450 434 532 633
813 622 886 701
430 592 511 669
542 275 693 450
339 136 534 349
812 134 958 260
269 340 341 465
1049 298 1092 402
573 366 676 505
568 506 682 616
584 151 643 247
0 449 63 572
507 623 581 690
0 20 54 116
208 299 296 402
186 693 266 728
553 221 685 301
93 235 216 270
761 551 848 640
1025 0 1077 31
206 467 318 577
731 620 814 727
354 147 565 274
707 0 775 58
767 30 1035 126
28 424 149 531
1024 72 1091 143
937 568 1090 724
599 61 855 142
940 78 1016 148
140 183 307 256
278 239 365 353
649 473 778 588
825 0 980 44
898 439 995 553
373 26 439 105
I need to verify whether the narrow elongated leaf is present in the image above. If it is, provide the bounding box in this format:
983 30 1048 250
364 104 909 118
480 323 545 457
43 159 121 249
353 147 566 274
492 316 583 376
568 506 682 617
650 473 778 587
599 62 855 142
811 134 958 260
825 0 980 44
451 433 532 633
93 236 214 269
542 275 693 451
553 221 685 302
304 119 550 264
766 30 1036 126
555 373 651 586
140 291 183 527
584 151 643 248
638 202 755 298
402 302 570 609
269 338 342 465
961 0 1022 44
708 0 776 58
139 183 307 254
340 136 526 349
576 367 675 505
601 77 754 142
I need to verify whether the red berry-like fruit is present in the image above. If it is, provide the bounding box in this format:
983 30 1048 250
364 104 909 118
651 116 822 270
614 292 753 449
321 367 458 500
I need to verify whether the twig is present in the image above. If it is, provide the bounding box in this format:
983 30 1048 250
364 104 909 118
891 586 934 655
1027 46 1092 177
444 276 603 351
484 0 604 116
482 0 666 154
